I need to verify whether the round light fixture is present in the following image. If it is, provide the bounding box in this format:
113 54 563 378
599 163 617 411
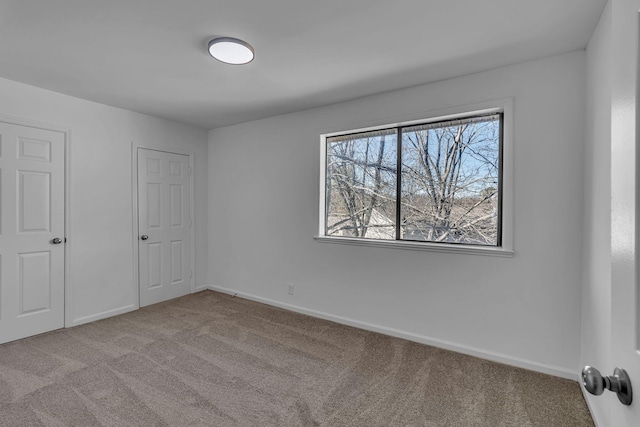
207 37 255 65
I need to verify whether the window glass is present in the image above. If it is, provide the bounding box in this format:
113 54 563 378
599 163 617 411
401 115 501 245
323 113 502 247
326 129 398 239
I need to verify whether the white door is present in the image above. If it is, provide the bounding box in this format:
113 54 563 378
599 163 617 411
0 122 65 344
137 148 192 307
609 1 640 425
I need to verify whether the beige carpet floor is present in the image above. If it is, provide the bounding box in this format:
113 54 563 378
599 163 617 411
0 290 593 426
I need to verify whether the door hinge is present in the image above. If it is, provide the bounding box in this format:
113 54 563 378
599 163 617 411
189 219 193 227
188 167 192 176
189 270 193 278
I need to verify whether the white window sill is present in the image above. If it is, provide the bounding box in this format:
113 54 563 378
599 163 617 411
314 236 514 257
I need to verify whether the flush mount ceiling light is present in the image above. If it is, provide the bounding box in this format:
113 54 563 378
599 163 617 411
207 37 255 65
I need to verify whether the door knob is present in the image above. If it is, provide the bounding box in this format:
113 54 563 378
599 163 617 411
582 366 632 405
140 235 149 240
51 237 63 244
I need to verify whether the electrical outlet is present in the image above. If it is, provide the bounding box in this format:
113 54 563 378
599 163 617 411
288 284 294 295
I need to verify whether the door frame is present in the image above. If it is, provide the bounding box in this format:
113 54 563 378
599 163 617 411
0 113 72 327
131 142 196 308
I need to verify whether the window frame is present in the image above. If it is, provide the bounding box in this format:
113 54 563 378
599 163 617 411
316 99 514 257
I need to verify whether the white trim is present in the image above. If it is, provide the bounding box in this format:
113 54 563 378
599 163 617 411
64 128 73 327
206 285 576 380
131 143 197 307
131 143 141 309
0 114 74 328
69 304 137 327
579 382 603 427
314 235 513 257
318 98 514 255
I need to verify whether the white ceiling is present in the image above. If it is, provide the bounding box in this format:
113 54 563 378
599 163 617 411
0 0 606 129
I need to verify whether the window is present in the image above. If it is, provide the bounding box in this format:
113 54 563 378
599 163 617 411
320 108 510 252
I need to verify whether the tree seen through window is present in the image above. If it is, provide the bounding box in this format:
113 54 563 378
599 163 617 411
325 114 501 246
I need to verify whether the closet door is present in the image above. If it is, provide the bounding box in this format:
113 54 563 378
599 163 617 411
0 122 65 344
138 148 192 307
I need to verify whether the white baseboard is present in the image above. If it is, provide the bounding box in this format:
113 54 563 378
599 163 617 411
70 304 137 327
206 285 577 380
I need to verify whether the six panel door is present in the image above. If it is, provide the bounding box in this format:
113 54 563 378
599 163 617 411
138 148 192 307
0 122 65 344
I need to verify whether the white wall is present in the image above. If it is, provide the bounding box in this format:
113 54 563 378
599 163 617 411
207 51 586 377
581 1 612 423
0 77 208 325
